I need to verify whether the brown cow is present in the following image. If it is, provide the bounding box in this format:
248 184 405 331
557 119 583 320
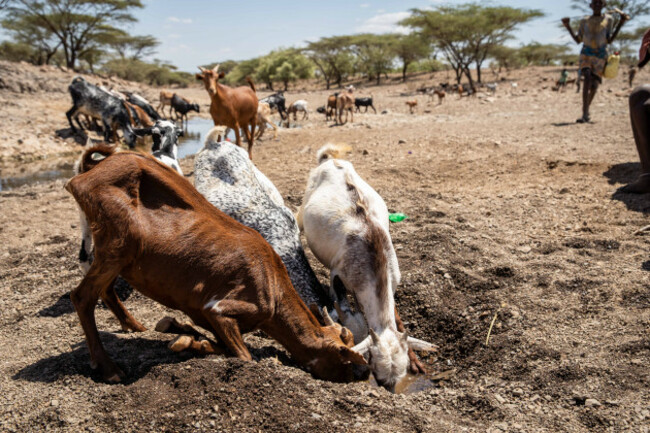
65 145 367 383
195 64 258 159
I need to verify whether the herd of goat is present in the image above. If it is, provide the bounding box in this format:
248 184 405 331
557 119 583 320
64 64 447 392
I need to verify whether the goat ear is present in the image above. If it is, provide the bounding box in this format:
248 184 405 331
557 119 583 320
195 73 204 81
340 347 367 366
218 72 225 79
133 127 153 137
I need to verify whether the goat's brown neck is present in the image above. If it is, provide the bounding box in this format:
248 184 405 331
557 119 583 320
260 287 325 367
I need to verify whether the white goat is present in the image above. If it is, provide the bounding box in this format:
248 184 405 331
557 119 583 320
287 99 309 121
297 143 436 391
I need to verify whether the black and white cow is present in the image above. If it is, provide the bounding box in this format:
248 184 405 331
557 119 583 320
170 94 200 124
76 119 184 273
354 97 377 113
125 91 161 121
259 92 287 120
66 76 136 148
194 126 332 310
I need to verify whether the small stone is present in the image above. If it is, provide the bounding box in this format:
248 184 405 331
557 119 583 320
362 149 369 155
311 413 322 420
50 399 59 407
443 273 451 280
398 139 406 144
517 246 532 253
585 398 601 407
494 394 506 404
512 388 524 397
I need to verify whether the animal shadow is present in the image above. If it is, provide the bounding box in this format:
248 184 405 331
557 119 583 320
603 163 650 213
12 333 188 384
37 278 133 318
55 127 88 145
14 331 295 385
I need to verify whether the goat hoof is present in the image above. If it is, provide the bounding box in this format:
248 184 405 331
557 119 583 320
155 316 175 333
169 335 193 352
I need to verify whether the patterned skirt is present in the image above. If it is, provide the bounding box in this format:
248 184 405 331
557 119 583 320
579 45 608 78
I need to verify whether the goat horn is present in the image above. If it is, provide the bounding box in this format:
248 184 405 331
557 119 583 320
351 335 372 355
333 301 345 320
407 337 438 352
198 66 207 73
212 64 220 73
369 328 380 345
321 307 335 326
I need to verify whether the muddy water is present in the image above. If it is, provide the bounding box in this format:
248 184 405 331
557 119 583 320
0 117 225 191
368 373 436 395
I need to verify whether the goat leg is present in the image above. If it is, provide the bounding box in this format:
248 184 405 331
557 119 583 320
70 261 125 383
203 299 259 361
394 307 427 374
101 281 147 332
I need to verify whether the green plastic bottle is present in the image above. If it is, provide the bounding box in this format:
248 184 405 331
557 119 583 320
389 213 407 223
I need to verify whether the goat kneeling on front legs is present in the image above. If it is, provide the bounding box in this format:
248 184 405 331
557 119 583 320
66 145 366 383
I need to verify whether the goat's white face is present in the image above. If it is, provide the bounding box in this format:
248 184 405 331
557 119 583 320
367 330 409 392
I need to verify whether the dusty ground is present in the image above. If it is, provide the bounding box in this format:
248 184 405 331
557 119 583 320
1 61 649 432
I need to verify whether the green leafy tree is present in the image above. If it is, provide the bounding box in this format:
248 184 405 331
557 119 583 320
489 45 523 72
110 33 158 60
1 13 61 65
615 25 648 59
402 4 542 87
517 42 571 66
349 34 395 85
571 0 650 21
304 36 354 89
390 33 432 82
3 0 144 70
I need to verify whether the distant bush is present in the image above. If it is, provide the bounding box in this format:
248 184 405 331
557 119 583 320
101 58 193 87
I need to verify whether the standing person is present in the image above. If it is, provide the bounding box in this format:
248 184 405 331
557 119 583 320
557 68 569 92
621 29 650 193
562 1 628 123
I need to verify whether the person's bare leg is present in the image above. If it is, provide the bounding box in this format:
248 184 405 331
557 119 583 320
578 68 593 122
621 85 650 193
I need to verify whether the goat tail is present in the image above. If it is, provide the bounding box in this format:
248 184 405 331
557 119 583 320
245 76 256 93
77 143 117 174
316 142 352 164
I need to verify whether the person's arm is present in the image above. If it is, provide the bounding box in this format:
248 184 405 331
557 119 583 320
562 18 582 44
608 12 629 43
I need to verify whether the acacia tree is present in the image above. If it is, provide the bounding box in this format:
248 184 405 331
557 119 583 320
402 4 542 87
401 6 481 89
304 36 354 89
469 6 543 82
3 0 144 70
348 34 395 85
571 0 650 20
517 42 571 66
1 13 61 65
391 33 432 82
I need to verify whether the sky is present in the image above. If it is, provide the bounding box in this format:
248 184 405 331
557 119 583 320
131 0 583 72
1 1 641 72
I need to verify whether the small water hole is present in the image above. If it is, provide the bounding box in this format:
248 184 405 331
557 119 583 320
0 117 220 192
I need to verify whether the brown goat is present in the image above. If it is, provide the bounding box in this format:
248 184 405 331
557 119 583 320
124 101 154 127
196 65 258 159
256 102 278 140
326 94 337 121
336 89 354 125
405 100 418 114
65 145 366 384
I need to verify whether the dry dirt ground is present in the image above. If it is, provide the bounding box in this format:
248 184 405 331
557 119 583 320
1 61 649 432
